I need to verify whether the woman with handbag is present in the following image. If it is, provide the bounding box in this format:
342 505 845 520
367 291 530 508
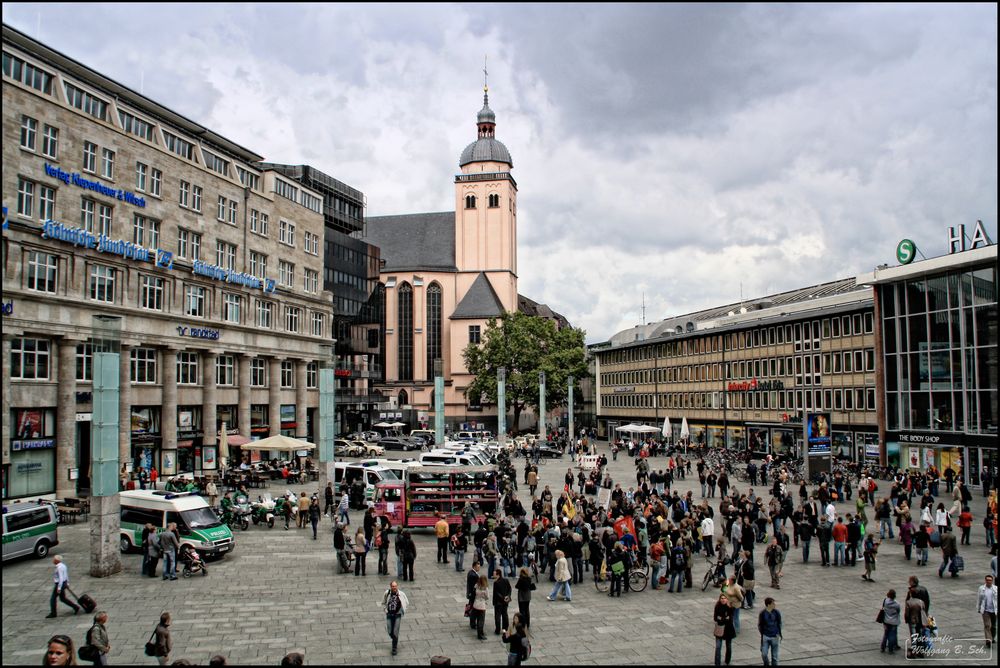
471 575 490 640
879 589 902 654
713 593 735 666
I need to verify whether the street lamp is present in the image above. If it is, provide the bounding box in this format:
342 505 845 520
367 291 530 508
434 359 444 445
538 371 546 440
497 367 507 447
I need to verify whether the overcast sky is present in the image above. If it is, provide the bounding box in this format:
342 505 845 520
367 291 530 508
5 3 996 343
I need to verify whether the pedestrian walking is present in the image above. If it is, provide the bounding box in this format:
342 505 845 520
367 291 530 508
515 567 535 630
398 529 417 581
452 527 469 572
938 529 959 578
502 613 530 666
879 589 902 654
546 549 572 602
765 537 784 589
309 498 321 540
47 555 80 618
377 522 391 575
159 523 180 581
354 526 368 576
149 612 172 665
493 568 512 635
978 574 997 646
471 574 490 640
338 493 350 525
324 482 335 517
713 593 735 666
80 611 111 665
143 524 160 578
205 478 218 510
862 533 879 582
435 514 451 564
381 580 408 656
758 597 782 666
43 634 76 666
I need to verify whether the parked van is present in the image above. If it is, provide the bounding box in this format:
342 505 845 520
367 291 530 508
2 502 59 561
119 490 234 557
419 450 490 467
332 462 400 504
409 429 437 446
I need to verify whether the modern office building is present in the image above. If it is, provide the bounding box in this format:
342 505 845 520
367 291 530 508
2 24 336 500
259 163 384 435
858 234 996 485
592 278 879 461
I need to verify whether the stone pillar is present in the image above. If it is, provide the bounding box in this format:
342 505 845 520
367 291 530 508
1 335 12 478
161 347 178 476
238 354 251 440
89 493 122 577
56 338 79 500
269 357 282 437
118 344 132 475
295 359 308 439
202 350 218 447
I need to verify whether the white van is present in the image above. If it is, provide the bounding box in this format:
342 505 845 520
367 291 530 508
119 490 234 557
2 502 59 561
332 462 400 504
419 450 490 467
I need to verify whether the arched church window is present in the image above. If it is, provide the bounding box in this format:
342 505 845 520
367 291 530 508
398 390 408 407
397 282 413 381
488 193 500 208
426 283 442 380
465 194 477 209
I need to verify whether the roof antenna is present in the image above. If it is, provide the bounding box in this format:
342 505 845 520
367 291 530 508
641 292 646 325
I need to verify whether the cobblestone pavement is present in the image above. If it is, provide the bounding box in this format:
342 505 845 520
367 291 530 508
3 444 996 665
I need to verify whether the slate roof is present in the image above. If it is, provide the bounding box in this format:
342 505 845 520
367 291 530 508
459 137 513 168
364 212 457 272
518 294 571 330
451 273 506 320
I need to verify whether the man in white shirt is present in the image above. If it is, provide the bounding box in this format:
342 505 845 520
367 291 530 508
978 574 997 646
47 555 79 618
701 516 716 557
825 501 836 525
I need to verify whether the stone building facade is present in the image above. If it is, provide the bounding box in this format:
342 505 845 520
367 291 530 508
2 24 334 500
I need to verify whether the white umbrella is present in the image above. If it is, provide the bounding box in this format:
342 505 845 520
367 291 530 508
680 417 690 453
240 434 316 453
218 421 230 471
388 421 406 428
635 425 660 433
374 422 394 428
615 423 641 432
662 416 671 440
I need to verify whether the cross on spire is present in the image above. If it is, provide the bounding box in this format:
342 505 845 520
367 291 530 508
483 54 488 93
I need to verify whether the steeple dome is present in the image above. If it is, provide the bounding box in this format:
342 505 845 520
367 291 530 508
459 81 512 168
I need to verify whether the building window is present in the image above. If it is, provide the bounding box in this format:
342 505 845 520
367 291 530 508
426 283 442 379
118 109 155 142
133 214 160 248
301 191 322 213
284 306 300 333
177 352 199 385
42 124 59 159
39 185 55 221
27 251 57 293
20 115 37 150
217 241 237 271
281 361 294 388
216 355 236 386
306 362 318 388
179 180 189 208
311 312 324 337
162 131 194 160
98 204 113 237
229 200 237 225
177 229 201 261
465 194 476 209
468 325 482 345
256 300 273 328
223 293 241 323
3 52 54 94
76 343 93 382
304 231 319 255
488 193 500 208
217 196 226 222
151 167 162 197
274 179 298 202
80 198 96 231
17 177 35 217
184 284 206 317
237 166 260 191
397 282 413 381
135 162 147 191
251 359 267 387
192 185 203 212
139 274 164 310
101 148 115 179
63 82 107 120
279 261 294 288
11 338 50 380
89 264 116 303
130 348 157 383
279 220 296 246
83 141 97 173
202 149 229 176
250 209 269 236
303 269 318 294
250 252 268 279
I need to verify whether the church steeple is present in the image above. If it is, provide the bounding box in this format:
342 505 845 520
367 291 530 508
459 59 512 169
477 57 496 138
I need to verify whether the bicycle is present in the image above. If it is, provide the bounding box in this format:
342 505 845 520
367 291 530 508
627 567 648 592
701 556 728 591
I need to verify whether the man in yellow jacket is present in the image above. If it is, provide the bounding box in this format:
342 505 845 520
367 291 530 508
435 514 450 564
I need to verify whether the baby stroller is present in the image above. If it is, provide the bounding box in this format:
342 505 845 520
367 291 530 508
179 544 208 577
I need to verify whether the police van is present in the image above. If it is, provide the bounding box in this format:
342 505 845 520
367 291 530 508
2 501 59 561
119 490 234 557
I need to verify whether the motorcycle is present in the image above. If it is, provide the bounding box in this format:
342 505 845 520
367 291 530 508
233 494 252 531
251 495 276 528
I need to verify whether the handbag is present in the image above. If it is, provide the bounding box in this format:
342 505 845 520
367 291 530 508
713 624 726 638
463 602 472 618
144 629 158 657
875 609 885 624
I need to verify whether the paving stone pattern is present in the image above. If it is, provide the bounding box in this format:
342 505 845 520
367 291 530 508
3 444 995 665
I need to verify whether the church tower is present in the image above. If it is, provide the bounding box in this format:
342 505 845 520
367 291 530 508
454 79 518 312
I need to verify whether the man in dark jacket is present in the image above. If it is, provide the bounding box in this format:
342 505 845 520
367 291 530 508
758 598 782 666
816 516 832 567
846 514 861 567
467 561 482 629
492 568 512 634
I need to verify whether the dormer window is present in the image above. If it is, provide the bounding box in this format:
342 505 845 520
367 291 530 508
465 194 477 209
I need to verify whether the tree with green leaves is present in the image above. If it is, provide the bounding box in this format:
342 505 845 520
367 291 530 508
462 311 588 434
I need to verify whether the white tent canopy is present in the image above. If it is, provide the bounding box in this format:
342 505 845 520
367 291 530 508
615 424 659 434
240 434 315 452
662 416 671 439
615 424 642 432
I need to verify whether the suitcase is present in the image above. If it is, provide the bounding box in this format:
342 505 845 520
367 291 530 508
69 589 97 614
